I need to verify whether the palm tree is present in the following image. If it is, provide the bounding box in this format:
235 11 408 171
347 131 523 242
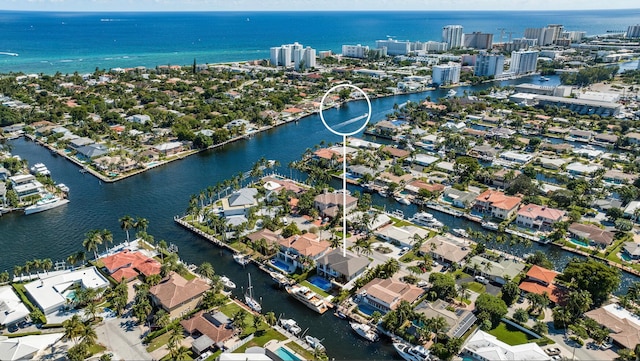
42 258 53 273
84 300 101 322
134 217 149 234
532 320 548 336
119 215 135 244
157 240 168 261
428 316 448 343
62 314 85 345
197 262 215 281
459 283 470 302
265 311 277 326
83 230 102 260
13 265 22 279
154 310 170 329
102 229 113 254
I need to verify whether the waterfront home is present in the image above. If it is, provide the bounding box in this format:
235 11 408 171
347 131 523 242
222 188 258 217
624 201 640 220
491 169 522 189
626 132 640 146
154 141 183 156
0 183 6 206
540 142 572 154
487 127 516 139
419 234 471 265
414 299 477 338
9 174 43 201
246 228 281 247
498 151 535 165
348 165 378 179
24 267 109 315
461 330 550 361
316 249 370 285
374 224 430 248
547 126 571 136
149 272 211 319
592 198 623 212
468 144 499 160
407 154 440 169
537 157 568 170
566 162 601 177
568 129 594 142
466 255 525 285
180 310 234 355
314 191 358 218
100 249 161 282
376 171 414 189
93 155 137 173
568 222 615 247
518 265 563 304
473 189 522 220
593 133 619 145
623 240 640 260
357 278 423 314
585 303 640 351
313 148 343 163
442 187 478 209
440 121 466 132
515 204 565 232
277 233 331 271
0 166 10 180
0 285 29 327
418 134 443 150
0 333 64 361
262 176 306 195
603 169 639 186
75 143 108 161
572 146 603 159
372 120 399 137
68 137 94 149
405 180 445 198
382 146 410 160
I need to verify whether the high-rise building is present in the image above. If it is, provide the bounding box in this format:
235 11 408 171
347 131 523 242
442 25 464 50
295 46 316 71
463 32 494 50
510 50 539 75
432 63 461 85
475 53 505 77
424 41 448 52
525 25 564 46
375 39 411 55
627 25 640 38
342 44 369 59
270 42 304 66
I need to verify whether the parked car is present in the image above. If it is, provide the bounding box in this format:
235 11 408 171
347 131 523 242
8 324 19 333
551 355 563 360
17 320 31 328
475 275 489 284
545 348 561 356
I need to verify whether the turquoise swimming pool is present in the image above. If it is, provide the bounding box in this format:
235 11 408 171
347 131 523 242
276 347 302 361
569 238 589 247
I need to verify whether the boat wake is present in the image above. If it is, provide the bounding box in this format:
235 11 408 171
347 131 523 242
0 52 19 57
333 113 368 129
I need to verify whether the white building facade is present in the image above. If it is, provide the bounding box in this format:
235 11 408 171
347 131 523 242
432 63 461 85
442 25 464 49
510 50 539 75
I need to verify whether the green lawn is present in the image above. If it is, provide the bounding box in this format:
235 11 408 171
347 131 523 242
285 341 315 360
488 322 537 346
300 280 330 298
467 281 486 293
146 332 171 352
218 302 243 318
87 344 107 356
233 328 287 352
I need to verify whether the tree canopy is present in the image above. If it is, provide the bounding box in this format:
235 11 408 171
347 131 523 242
561 258 621 307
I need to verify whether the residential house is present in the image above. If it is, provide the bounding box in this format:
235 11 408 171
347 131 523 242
9 174 43 201
594 133 619 145
414 299 477 338
372 120 399 137
316 249 370 284
442 188 478 209
624 201 640 219
100 250 161 282
277 233 331 271
585 303 640 350
180 310 234 354
0 334 64 361
375 225 430 248
466 255 526 285
469 144 499 160
314 192 358 218
492 169 522 189
0 166 10 181
0 183 6 206
515 204 565 231
462 330 550 361
440 121 466 132
603 170 638 186
222 188 258 217
487 127 516 139
568 129 593 142
382 146 410 159
126 114 151 125
627 132 640 146
407 154 440 170
419 234 471 265
348 165 377 179
540 142 572 153
357 278 424 313
568 222 615 247
518 265 563 304
149 272 211 318
473 189 522 220
404 180 445 198
154 141 183 156
68 137 94 149
499 151 534 165
246 228 281 247
76 144 108 160
0 286 30 327
537 157 568 170
566 162 601 177
623 240 640 260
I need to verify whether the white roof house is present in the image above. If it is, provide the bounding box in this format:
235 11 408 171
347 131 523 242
24 267 109 315
0 333 63 361
463 330 550 361
566 162 601 176
0 286 30 326
410 154 440 167
374 225 430 248
499 151 534 164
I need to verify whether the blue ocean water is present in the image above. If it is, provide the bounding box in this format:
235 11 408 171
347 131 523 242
1 9 639 74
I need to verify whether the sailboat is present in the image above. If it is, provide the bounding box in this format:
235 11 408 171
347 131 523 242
245 273 262 313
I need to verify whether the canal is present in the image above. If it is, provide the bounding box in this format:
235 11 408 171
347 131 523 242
1 74 635 359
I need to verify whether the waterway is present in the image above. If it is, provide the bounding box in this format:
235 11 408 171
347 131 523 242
1 74 636 359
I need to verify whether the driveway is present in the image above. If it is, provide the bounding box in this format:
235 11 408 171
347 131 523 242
457 276 501 296
95 315 151 361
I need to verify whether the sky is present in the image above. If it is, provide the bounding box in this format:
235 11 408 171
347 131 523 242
0 0 638 12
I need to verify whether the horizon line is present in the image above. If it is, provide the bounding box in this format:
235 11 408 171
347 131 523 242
1 8 639 13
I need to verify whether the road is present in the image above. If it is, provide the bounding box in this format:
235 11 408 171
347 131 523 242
95 314 151 361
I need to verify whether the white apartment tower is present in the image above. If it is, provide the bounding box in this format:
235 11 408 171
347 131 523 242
510 50 539 75
270 42 304 67
375 39 411 56
432 63 461 86
627 25 640 38
294 46 316 71
442 25 464 49
474 53 505 77
342 44 369 59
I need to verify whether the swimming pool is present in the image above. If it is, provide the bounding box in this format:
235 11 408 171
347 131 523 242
271 259 292 273
569 238 589 247
357 303 378 316
308 275 332 292
275 347 302 361
65 290 77 301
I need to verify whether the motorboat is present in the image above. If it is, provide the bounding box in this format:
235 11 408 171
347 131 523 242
233 253 250 266
539 76 550 81
279 318 302 335
270 271 291 287
305 335 325 352
446 89 457 98
57 183 70 193
220 276 236 289
395 195 411 205
334 310 347 319
409 212 443 228
244 273 261 313
24 194 69 215
285 284 328 314
481 221 499 231
350 321 379 342
451 228 469 238
393 341 431 361
30 163 50 176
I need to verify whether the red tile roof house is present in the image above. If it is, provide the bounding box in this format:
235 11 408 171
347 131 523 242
357 278 424 314
100 250 161 282
568 222 615 248
518 265 564 304
277 233 331 272
149 272 211 319
473 189 522 220
515 204 565 232
180 310 235 355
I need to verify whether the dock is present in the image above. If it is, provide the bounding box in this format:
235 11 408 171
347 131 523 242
425 201 464 217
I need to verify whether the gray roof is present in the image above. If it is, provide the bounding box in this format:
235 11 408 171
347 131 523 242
76 144 108 159
316 249 370 278
191 335 214 354
623 242 640 257
228 188 258 207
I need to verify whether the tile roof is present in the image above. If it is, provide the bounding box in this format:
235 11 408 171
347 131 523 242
568 222 615 246
518 281 562 304
475 189 522 211
278 233 331 258
526 265 559 285
180 310 234 345
101 250 161 280
382 146 410 158
360 278 423 309
149 272 211 310
586 304 640 349
517 204 565 222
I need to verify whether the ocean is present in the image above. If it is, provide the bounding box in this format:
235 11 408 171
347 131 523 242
1 9 639 74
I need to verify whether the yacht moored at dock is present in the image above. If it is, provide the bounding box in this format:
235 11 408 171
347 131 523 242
350 321 379 342
451 228 469 238
270 271 291 287
24 194 69 215
279 318 302 335
409 212 443 228
285 284 328 314
233 253 250 266
481 221 499 231
220 276 236 289
305 335 325 352
393 341 431 361
30 163 50 176
244 273 261 313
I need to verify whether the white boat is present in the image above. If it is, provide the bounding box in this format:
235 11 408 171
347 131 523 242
446 89 457 98
305 335 325 352
279 318 302 335
350 321 379 342
539 76 550 81
378 189 388 197
30 163 50 176
393 342 431 361
220 276 236 289
481 221 499 231
233 253 250 266
409 212 443 228
395 195 411 205
24 194 69 215
57 183 70 193
285 284 328 314
391 209 405 219
270 271 291 287
451 228 469 238
334 310 347 319
244 273 261 313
